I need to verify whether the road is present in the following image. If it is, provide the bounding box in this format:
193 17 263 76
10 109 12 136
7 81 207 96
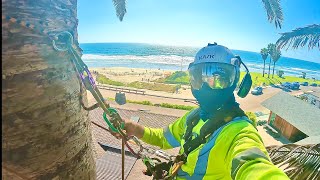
86 85 320 113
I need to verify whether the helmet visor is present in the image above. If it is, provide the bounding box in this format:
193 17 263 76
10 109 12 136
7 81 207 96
188 63 236 90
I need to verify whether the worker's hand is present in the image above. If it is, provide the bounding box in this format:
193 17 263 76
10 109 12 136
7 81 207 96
110 119 144 139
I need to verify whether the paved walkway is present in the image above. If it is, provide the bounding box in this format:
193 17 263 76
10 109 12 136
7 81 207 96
88 86 284 113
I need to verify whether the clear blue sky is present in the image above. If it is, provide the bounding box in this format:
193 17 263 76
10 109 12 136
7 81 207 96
77 0 320 63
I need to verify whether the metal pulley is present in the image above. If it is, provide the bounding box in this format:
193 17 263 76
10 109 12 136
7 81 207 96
115 91 126 105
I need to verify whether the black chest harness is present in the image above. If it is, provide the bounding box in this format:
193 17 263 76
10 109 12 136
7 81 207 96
145 106 248 179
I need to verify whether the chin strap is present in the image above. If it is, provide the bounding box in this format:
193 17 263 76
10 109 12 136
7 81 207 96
199 95 239 121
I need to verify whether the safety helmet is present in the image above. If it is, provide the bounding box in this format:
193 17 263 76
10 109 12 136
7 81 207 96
188 43 241 90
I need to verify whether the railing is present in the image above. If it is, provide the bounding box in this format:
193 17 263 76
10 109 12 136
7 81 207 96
97 84 145 95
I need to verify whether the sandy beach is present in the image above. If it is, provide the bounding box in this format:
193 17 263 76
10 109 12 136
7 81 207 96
90 67 176 84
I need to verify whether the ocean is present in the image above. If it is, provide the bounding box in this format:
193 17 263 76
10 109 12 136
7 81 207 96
80 43 320 80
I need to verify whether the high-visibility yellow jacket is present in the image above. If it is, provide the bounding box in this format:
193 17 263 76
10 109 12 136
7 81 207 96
141 109 290 180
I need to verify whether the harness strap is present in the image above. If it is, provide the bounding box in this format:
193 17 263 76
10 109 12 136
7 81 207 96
182 106 247 160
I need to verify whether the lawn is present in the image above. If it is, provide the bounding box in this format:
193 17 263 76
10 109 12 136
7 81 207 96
96 70 320 93
244 72 320 87
158 70 320 87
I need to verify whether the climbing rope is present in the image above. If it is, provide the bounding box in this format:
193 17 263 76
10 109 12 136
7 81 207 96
52 31 180 179
4 15 179 179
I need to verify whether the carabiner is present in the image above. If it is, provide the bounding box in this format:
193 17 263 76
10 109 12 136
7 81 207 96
52 31 73 52
103 108 125 133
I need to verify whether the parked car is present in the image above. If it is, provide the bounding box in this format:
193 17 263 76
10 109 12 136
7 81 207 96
310 83 318 87
291 82 300 90
281 82 291 89
251 86 263 95
300 82 308 86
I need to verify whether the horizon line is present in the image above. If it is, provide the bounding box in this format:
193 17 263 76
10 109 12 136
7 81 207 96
79 42 320 64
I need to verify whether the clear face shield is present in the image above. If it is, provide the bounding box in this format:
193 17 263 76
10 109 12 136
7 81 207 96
188 63 237 90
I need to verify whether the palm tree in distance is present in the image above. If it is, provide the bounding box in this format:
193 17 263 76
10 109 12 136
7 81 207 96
271 48 281 78
267 43 276 78
260 48 269 77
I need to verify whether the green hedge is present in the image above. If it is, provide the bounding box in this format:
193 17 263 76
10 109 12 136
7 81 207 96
127 100 153 105
159 103 195 110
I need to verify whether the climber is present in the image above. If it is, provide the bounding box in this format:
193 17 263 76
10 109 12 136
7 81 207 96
112 43 289 179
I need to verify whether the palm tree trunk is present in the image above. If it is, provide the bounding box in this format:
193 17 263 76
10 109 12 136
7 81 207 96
2 1 96 179
263 60 266 77
268 57 272 78
272 61 276 78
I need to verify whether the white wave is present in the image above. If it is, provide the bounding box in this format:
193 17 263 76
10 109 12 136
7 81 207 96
82 54 194 66
82 54 320 79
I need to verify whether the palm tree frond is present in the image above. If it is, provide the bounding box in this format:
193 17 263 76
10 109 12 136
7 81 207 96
267 144 320 179
260 48 269 60
112 0 127 21
271 48 281 63
261 0 283 29
276 24 320 50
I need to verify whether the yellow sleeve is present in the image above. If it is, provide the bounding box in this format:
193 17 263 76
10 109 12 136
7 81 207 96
140 110 191 150
226 123 290 180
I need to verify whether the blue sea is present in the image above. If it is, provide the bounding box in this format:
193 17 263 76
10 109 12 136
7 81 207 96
80 43 320 80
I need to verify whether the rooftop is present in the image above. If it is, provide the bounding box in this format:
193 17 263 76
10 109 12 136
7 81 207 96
306 90 320 99
296 135 320 145
261 91 320 136
90 107 182 180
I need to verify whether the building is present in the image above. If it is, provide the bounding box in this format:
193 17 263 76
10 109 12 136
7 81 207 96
297 91 320 109
261 91 320 142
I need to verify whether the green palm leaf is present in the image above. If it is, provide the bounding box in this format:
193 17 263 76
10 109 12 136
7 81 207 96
276 24 320 50
260 48 269 60
271 48 281 63
112 0 127 21
261 0 283 29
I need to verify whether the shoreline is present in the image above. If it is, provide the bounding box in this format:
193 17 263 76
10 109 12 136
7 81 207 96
90 67 320 85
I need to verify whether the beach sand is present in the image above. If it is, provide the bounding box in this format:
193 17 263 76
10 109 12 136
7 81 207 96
90 67 176 84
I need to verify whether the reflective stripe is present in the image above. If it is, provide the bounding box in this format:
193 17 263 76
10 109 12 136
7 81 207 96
231 147 269 179
177 117 250 179
164 127 180 148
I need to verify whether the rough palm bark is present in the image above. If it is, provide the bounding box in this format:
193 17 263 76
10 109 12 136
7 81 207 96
2 0 96 179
